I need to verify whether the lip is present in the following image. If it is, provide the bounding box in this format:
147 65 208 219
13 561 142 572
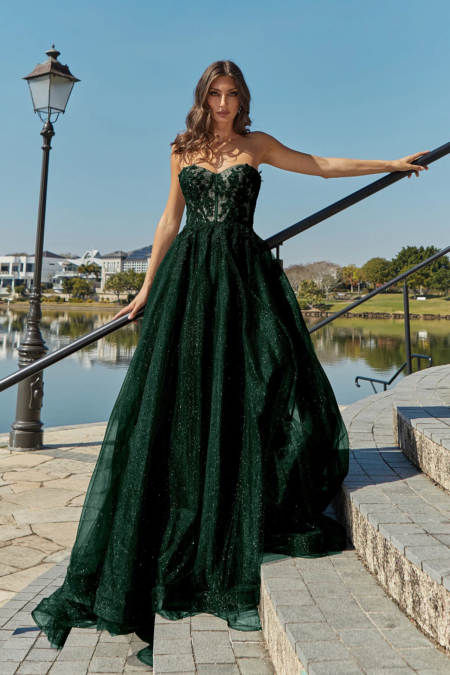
217 111 229 116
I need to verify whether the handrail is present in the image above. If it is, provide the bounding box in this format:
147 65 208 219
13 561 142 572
355 354 432 394
308 244 450 334
266 141 450 249
1 142 450 395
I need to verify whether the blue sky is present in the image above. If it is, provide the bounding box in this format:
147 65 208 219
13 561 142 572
0 0 449 267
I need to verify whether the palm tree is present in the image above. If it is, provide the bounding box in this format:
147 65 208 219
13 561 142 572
78 263 100 280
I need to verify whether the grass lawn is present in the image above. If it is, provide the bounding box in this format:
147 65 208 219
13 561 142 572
323 294 450 315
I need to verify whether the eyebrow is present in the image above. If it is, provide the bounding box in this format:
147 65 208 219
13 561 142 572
209 87 238 92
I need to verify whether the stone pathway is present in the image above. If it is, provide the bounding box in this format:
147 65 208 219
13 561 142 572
0 423 275 674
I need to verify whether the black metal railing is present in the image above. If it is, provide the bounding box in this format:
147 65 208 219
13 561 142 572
1 141 450 397
355 355 433 394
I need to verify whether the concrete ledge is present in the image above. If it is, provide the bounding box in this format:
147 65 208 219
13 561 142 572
392 367 450 492
333 370 450 655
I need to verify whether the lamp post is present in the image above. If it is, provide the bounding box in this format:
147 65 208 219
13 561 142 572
9 46 79 450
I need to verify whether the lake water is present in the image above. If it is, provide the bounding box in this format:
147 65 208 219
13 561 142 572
0 307 449 433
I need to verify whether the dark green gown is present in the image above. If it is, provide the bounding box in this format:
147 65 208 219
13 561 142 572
31 163 349 666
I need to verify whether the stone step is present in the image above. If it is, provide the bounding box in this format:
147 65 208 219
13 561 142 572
260 510 450 674
393 365 450 492
0 556 276 675
332 372 450 659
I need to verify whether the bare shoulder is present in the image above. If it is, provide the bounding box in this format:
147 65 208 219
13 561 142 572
170 146 183 174
245 131 283 163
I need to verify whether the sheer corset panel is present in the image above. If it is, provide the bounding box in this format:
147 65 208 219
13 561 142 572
179 163 262 230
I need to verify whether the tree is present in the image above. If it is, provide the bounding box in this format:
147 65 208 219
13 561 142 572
105 273 127 302
14 284 27 297
390 246 449 296
62 278 76 297
285 261 341 297
78 263 101 280
72 278 93 299
309 261 342 299
431 267 450 296
284 264 315 292
121 269 141 295
360 258 392 289
297 280 324 309
341 264 361 293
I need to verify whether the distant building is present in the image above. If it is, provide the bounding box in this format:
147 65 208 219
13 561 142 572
0 251 64 294
52 250 103 291
100 245 153 291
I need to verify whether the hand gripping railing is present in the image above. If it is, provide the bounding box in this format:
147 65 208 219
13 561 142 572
1 141 450 396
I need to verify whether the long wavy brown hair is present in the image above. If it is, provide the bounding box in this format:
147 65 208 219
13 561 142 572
170 61 252 166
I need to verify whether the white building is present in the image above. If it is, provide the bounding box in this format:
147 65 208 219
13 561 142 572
52 250 103 291
0 251 64 295
100 245 153 291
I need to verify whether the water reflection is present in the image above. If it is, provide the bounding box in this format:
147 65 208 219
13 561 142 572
0 308 140 369
0 309 449 431
307 317 450 370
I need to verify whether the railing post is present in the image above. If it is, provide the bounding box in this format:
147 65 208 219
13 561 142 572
274 243 283 269
403 281 412 376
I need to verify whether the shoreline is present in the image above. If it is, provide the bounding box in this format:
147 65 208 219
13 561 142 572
302 310 450 320
3 303 450 320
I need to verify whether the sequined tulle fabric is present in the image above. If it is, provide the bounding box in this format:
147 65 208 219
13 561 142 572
31 163 349 666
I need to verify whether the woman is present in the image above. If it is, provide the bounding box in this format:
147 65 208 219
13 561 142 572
31 60 428 667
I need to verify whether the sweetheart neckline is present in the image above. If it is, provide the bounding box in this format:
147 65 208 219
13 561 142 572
179 163 261 179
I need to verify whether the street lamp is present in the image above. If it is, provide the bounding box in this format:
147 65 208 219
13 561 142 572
9 46 79 450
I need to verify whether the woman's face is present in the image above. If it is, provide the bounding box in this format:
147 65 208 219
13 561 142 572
206 75 240 124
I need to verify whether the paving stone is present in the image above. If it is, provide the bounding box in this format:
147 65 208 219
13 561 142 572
57 646 96 661
295 638 350 667
235 658 274 674
92 642 129 658
381 627 432 648
193 645 235 664
263 576 307 592
308 662 364 675
337 629 390 649
307 583 351 598
192 631 230 647
269 590 314 610
0 662 22 674
154 623 191 639
47 663 89 674
153 638 192 655
228 630 263 642
15 661 52 674
88 656 125 673
276 604 326 626
285 621 337 645
399 646 450 670
405 544 450 569
153 652 196 671
190 616 227 631
0 645 31 660
229 642 267 658
196 666 239 675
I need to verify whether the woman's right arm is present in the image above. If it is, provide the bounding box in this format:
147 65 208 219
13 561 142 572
113 151 185 322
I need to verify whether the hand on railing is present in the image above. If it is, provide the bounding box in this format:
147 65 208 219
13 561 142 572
390 150 430 178
113 286 152 324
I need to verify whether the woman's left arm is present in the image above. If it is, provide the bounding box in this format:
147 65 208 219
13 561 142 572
255 131 430 179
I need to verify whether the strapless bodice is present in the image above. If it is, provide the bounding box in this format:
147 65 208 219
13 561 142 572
178 163 262 231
